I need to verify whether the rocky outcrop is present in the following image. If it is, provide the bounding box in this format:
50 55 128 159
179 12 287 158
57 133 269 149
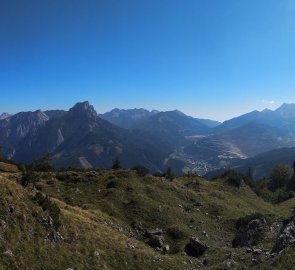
232 217 267 247
184 237 207 257
272 218 295 253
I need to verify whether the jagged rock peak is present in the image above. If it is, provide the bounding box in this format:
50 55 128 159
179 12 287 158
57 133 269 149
0 113 12 120
69 101 98 118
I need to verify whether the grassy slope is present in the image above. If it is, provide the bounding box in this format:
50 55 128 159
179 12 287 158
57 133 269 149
1 167 295 269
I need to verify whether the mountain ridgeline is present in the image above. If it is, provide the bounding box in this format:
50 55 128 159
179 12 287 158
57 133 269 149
1 102 295 176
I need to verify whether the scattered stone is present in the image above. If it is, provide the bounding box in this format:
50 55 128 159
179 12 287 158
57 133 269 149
252 249 262 255
94 250 100 257
163 245 170 252
46 231 65 243
0 220 7 230
127 242 136 249
8 205 15 214
246 247 253 253
48 216 54 227
224 259 236 269
3 249 13 257
270 253 276 258
146 228 163 235
153 256 161 262
202 231 209 238
184 237 207 258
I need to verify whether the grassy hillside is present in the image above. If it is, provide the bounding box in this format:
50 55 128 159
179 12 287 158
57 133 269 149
1 165 295 269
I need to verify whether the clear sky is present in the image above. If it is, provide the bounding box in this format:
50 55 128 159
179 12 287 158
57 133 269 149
1 0 295 121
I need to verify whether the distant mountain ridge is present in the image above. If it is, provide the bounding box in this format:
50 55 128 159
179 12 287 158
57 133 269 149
215 103 295 136
100 108 159 129
101 108 221 130
2 102 295 176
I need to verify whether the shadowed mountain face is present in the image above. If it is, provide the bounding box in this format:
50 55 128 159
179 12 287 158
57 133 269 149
1 102 295 176
133 110 213 147
0 102 171 171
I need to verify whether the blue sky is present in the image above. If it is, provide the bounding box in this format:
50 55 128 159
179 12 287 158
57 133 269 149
0 0 295 121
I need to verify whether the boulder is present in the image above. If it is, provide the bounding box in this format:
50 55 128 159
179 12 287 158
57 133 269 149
147 234 164 248
185 237 207 258
232 217 266 247
146 228 165 248
272 218 295 253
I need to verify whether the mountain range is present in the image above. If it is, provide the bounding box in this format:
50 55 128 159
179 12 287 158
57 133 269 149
1 102 295 177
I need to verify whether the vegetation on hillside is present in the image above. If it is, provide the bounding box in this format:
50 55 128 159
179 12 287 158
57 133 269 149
1 151 295 269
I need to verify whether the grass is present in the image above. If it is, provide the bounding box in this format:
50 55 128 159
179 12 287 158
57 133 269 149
1 166 295 269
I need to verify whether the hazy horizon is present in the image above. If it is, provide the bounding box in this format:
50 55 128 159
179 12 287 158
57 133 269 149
1 100 292 122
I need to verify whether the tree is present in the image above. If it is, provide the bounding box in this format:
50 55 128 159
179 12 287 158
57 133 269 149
112 159 121 170
31 155 53 172
287 160 295 191
268 164 291 191
166 167 174 180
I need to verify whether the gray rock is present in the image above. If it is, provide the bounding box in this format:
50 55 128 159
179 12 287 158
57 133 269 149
147 228 163 235
94 250 100 257
202 231 209 238
146 228 165 248
272 218 295 253
184 237 207 258
47 231 64 243
127 242 136 249
232 218 266 247
3 249 13 257
163 245 170 252
147 234 164 248
252 249 262 255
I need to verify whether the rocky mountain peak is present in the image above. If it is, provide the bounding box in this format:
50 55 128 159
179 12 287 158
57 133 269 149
0 113 12 120
276 103 295 114
69 101 98 118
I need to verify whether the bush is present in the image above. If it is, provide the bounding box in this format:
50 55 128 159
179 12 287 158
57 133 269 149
30 155 54 172
21 171 41 188
112 159 121 170
132 165 149 177
153 172 164 177
268 164 291 191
